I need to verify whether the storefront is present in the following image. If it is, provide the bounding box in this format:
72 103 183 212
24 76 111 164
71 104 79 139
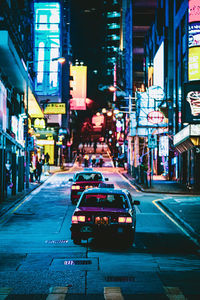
174 124 200 190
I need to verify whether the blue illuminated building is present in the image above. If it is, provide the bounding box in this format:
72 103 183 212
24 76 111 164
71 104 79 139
34 2 61 96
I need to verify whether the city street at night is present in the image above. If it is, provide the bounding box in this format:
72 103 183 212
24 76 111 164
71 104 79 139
0 150 200 299
1 0 200 299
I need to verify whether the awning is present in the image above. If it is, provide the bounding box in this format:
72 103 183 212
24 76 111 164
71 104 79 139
27 88 44 118
174 125 200 153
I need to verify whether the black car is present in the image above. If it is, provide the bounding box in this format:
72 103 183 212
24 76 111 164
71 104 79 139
70 187 140 246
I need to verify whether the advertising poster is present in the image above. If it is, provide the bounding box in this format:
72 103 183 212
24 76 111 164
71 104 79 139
0 80 7 131
189 47 200 81
70 66 87 110
183 81 200 123
189 0 200 23
189 23 200 48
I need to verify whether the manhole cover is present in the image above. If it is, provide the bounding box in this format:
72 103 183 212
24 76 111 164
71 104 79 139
51 257 98 271
105 276 135 282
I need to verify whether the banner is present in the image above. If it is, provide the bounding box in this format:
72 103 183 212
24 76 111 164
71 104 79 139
183 82 200 123
70 66 87 110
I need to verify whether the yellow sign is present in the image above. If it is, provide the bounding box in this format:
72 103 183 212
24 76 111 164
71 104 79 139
44 103 66 114
189 47 200 81
34 118 45 129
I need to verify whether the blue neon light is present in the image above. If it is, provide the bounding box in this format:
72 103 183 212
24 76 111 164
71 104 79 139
34 2 61 95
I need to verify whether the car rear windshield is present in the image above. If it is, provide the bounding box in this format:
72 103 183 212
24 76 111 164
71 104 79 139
79 193 128 209
75 173 103 182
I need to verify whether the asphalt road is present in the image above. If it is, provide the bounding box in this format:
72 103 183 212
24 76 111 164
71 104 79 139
0 165 200 300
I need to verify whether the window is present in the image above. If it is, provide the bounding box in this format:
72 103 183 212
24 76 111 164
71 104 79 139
79 193 128 208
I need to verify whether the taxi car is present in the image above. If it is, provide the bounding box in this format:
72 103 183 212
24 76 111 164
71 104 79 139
69 169 108 204
70 187 140 246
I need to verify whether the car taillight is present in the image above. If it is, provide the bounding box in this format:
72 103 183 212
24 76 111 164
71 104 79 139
72 215 85 223
118 217 132 223
85 185 93 189
78 216 86 222
72 185 81 190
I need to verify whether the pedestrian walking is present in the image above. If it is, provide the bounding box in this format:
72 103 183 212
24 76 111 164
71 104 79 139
45 152 50 173
29 162 34 182
84 154 89 167
93 141 97 153
78 154 82 167
36 159 43 183
91 154 96 167
99 154 104 167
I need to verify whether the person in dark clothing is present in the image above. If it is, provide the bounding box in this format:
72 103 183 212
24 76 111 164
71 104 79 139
36 159 43 183
45 153 50 163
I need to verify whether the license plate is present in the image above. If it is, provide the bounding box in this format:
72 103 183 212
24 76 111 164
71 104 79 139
95 217 108 225
81 226 93 233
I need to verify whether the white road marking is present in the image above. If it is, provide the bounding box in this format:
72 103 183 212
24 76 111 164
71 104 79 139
164 286 187 300
46 286 68 300
104 287 124 300
152 198 200 246
0 287 12 300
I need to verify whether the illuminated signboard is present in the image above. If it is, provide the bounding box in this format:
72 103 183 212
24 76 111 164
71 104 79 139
159 136 169 157
188 47 200 81
153 42 164 90
34 2 61 95
189 23 200 48
183 81 200 123
0 80 7 131
188 0 200 81
44 103 66 114
70 66 87 110
33 118 46 129
147 111 165 124
189 0 200 23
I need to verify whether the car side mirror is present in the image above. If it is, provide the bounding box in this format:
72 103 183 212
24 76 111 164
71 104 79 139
133 200 140 205
105 178 109 181
68 178 73 182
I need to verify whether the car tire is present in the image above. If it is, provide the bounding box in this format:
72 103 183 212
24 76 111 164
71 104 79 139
73 238 81 245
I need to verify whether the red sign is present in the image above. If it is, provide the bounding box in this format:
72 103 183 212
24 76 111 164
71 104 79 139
147 111 164 124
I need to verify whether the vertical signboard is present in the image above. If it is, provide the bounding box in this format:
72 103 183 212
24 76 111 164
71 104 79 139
70 66 87 110
0 80 7 131
183 81 200 123
188 0 200 81
34 2 61 95
153 42 164 90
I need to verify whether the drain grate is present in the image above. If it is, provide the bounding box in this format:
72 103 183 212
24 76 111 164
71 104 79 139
64 259 92 265
45 240 68 244
105 276 135 282
51 257 98 271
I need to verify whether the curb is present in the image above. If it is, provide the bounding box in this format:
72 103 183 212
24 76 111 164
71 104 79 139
121 173 200 195
157 200 200 248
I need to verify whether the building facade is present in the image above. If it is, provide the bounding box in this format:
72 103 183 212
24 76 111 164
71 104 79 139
0 0 44 200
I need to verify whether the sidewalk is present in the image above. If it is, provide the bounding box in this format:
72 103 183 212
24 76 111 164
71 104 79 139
0 165 66 218
122 171 200 248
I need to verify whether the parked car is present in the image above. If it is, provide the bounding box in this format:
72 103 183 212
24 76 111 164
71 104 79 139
69 168 108 204
70 187 140 246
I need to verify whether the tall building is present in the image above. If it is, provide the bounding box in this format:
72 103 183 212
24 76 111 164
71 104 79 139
33 0 71 165
0 0 43 199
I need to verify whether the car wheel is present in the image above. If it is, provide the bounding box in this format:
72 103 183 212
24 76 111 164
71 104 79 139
73 238 81 245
